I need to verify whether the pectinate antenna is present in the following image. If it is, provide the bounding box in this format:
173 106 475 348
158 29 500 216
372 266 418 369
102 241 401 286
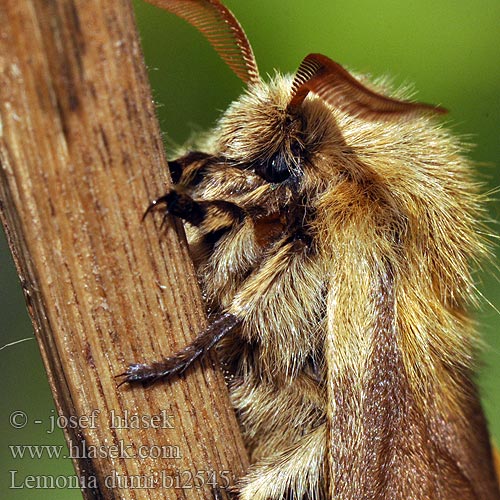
147 0 260 84
287 53 447 120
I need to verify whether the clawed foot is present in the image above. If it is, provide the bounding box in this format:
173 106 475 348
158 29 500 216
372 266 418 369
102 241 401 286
116 355 198 388
142 189 206 227
117 313 241 389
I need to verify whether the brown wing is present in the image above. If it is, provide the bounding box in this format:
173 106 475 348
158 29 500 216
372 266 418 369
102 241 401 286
146 0 260 84
288 53 446 120
495 446 500 488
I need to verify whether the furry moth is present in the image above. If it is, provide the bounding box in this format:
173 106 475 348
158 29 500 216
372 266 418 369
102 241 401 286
122 1 500 498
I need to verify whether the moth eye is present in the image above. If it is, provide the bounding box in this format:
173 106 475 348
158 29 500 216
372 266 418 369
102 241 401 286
254 152 291 184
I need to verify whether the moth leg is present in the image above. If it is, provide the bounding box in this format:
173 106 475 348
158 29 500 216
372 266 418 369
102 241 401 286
236 423 327 500
144 189 245 234
118 313 241 385
212 485 238 500
168 151 221 187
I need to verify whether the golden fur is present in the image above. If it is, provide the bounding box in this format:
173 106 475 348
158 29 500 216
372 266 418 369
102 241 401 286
126 3 499 498
174 75 499 499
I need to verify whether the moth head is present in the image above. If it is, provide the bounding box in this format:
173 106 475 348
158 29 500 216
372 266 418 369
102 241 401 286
149 0 447 187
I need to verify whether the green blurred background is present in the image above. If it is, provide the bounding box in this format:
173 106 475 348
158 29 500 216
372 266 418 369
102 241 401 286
1 0 499 497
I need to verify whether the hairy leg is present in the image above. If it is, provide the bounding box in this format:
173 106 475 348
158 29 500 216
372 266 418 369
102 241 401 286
144 189 245 235
236 424 327 500
118 313 241 385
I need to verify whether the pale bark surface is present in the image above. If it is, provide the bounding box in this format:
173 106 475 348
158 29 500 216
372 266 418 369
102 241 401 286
0 1 249 498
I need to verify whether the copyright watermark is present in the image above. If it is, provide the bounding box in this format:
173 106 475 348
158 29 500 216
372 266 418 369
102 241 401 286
9 410 28 429
9 469 233 490
5 407 205 490
8 408 175 433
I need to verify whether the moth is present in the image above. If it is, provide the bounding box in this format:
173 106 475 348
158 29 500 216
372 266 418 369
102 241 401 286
122 1 500 498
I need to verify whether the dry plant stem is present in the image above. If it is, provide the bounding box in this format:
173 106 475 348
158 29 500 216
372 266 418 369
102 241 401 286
0 1 249 499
